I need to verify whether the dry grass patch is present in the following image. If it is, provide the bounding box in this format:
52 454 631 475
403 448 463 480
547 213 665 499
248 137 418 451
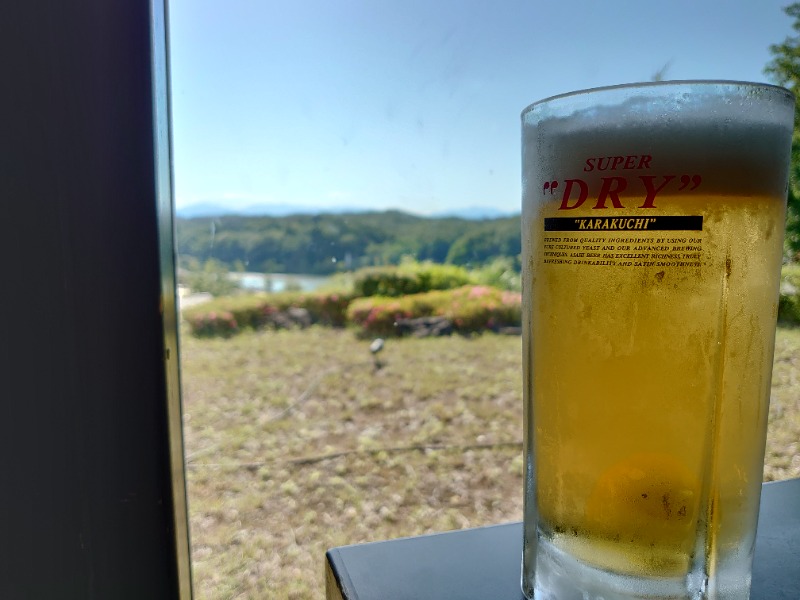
766 326 800 481
180 326 800 599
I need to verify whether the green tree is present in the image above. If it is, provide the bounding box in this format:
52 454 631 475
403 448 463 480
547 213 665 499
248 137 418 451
445 223 521 267
766 2 800 257
176 212 523 275
183 259 241 297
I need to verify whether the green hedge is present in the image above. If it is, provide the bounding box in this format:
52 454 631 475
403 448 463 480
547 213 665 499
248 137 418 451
352 263 473 298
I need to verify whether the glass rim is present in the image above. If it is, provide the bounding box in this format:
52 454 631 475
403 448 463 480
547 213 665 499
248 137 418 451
521 79 794 119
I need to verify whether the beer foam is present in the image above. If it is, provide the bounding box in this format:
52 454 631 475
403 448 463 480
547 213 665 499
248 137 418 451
522 82 794 198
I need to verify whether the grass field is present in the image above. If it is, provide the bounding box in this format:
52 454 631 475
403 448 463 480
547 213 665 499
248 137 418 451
180 326 800 599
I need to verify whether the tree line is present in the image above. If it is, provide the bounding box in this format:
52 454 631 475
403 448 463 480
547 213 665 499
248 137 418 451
768 2 800 257
176 211 521 275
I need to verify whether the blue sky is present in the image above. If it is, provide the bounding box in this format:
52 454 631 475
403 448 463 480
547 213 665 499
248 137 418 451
167 0 796 216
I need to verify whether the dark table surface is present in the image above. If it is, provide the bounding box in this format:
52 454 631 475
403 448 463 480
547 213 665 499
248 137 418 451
326 478 800 600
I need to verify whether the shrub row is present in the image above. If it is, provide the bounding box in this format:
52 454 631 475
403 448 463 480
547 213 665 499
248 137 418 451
186 310 239 338
183 291 354 338
184 284 522 338
185 263 487 337
347 285 521 337
185 264 800 337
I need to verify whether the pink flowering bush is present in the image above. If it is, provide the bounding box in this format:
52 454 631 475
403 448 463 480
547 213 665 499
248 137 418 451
184 290 355 336
347 285 521 337
347 296 436 337
296 292 353 326
184 280 522 339
444 286 521 333
185 310 239 338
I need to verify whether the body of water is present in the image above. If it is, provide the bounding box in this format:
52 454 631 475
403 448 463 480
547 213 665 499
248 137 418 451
228 272 331 293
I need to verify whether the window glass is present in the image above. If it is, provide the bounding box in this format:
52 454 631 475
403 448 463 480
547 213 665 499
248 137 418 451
167 2 799 598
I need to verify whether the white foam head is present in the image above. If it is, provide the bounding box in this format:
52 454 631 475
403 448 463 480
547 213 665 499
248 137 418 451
522 81 795 200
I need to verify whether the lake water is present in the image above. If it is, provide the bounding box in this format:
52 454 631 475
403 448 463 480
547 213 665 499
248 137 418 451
228 272 331 293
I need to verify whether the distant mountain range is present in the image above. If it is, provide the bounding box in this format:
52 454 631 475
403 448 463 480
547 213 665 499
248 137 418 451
175 202 518 220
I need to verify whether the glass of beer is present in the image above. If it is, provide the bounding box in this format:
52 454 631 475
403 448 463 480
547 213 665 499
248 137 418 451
521 81 794 600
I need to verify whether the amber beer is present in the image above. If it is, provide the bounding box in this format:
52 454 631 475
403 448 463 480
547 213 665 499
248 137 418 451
521 82 794 600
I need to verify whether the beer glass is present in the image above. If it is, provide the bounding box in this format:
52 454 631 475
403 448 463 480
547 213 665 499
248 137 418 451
521 81 794 600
